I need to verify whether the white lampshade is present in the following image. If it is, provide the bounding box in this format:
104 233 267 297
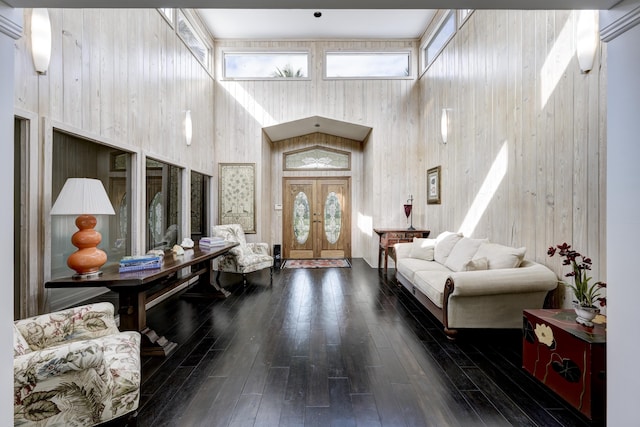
31 8 52 74
51 178 115 216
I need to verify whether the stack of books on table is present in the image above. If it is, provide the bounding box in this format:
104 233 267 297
118 254 164 272
199 236 226 249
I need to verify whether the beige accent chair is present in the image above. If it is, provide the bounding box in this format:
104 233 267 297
211 223 274 286
14 302 141 426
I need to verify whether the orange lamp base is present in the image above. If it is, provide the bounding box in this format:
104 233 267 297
67 214 107 278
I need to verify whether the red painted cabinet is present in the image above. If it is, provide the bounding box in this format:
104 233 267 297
522 309 606 422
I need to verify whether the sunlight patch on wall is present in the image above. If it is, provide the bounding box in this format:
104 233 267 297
219 81 276 127
358 212 373 237
458 141 509 237
540 13 574 109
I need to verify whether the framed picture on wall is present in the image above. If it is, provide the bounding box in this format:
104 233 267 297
427 166 441 205
218 163 256 233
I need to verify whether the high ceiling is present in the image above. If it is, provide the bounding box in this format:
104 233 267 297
199 9 437 40
7 0 620 11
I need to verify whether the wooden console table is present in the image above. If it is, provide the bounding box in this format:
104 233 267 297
373 228 430 272
45 242 238 357
522 309 606 422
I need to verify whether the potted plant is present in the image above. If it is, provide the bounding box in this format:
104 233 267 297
548 243 606 327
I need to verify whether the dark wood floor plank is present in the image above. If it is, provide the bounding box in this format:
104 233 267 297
228 393 262 427
463 366 539 426
136 366 195 426
460 390 513 427
99 259 594 427
307 328 330 407
285 356 308 401
328 378 356 426
366 366 408 427
409 373 483 427
166 375 227 427
351 393 382 427
254 367 290 427
392 382 431 426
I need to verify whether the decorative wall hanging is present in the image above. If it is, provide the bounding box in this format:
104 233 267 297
218 163 256 233
427 166 441 205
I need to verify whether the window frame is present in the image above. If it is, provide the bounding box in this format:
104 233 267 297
324 50 413 80
458 9 474 28
221 49 312 81
176 9 212 72
420 10 457 74
158 8 174 27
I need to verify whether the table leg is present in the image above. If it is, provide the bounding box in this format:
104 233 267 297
384 247 389 272
118 289 178 357
181 259 230 299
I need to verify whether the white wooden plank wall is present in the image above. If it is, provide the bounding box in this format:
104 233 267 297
14 8 215 173
13 8 216 313
421 10 606 308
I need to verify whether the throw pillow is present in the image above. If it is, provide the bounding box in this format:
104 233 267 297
444 237 487 272
474 242 526 269
463 257 488 271
434 232 463 265
409 238 436 261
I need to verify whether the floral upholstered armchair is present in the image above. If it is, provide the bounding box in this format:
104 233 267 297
211 223 274 286
13 302 141 426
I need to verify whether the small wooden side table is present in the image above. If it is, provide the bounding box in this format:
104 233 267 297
373 228 430 272
522 309 606 422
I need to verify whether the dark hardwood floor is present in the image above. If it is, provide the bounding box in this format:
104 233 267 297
112 259 598 426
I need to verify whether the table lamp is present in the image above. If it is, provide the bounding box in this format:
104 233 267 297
50 178 115 278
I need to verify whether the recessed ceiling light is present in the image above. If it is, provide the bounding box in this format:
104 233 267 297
314 11 322 18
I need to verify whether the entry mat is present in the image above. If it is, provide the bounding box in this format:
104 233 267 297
282 259 351 269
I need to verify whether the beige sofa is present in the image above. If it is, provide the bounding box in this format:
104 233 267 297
394 232 557 339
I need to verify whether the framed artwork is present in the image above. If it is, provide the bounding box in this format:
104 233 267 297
427 166 441 205
218 163 256 233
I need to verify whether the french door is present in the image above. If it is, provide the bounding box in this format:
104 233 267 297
283 177 351 259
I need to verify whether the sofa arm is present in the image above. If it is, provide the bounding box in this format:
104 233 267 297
14 340 105 385
393 242 413 259
448 262 557 297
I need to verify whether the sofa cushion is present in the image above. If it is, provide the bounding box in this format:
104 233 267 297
474 242 526 269
396 257 451 282
413 271 451 308
434 232 463 265
409 238 436 261
444 237 487 272
463 257 488 271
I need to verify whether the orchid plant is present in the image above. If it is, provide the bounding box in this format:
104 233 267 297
548 243 606 308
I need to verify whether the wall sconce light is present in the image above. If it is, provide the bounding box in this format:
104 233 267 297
440 109 449 144
184 110 192 146
576 10 599 74
50 178 115 278
31 8 52 75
